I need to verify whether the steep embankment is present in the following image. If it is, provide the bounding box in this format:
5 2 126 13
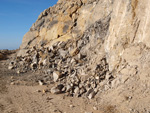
7 0 150 112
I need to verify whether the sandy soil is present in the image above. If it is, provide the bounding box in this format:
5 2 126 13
0 52 150 113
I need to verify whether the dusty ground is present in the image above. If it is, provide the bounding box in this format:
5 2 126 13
0 52 150 113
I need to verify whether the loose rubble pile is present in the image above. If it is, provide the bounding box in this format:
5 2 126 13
9 17 113 99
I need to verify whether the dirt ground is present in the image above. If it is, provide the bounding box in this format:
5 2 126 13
0 52 150 113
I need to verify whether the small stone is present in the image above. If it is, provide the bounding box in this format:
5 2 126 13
79 87 86 95
53 71 62 82
78 53 83 59
37 90 41 92
69 48 79 56
10 82 15 85
42 89 48 93
17 70 20 74
94 88 98 93
93 106 98 110
70 58 76 64
59 49 68 58
42 59 48 66
61 87 66 92
88 91 96 99
74 87 80 97
86 88 94 97
30 63 37 69
8 65 14 70
66 85 72 92
95 76 99 80
69 105 74 108
38 80 44 86
32 54 38 64
51 84 64 94
51 87 61 94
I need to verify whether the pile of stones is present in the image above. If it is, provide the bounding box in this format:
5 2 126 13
8 18 113 99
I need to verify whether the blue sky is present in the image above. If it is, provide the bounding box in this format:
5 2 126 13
0 0 58 50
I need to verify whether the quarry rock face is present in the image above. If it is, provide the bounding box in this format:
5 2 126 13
14 0 150 98
18 0 111 56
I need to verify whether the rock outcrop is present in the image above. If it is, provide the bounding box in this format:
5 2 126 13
18 0 111 56
11 0 150 99
0 50 16 60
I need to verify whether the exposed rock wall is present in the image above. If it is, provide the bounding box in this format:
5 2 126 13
105 0 150 83
18 0 112 56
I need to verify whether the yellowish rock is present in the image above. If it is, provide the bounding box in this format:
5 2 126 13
69 48 79 56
